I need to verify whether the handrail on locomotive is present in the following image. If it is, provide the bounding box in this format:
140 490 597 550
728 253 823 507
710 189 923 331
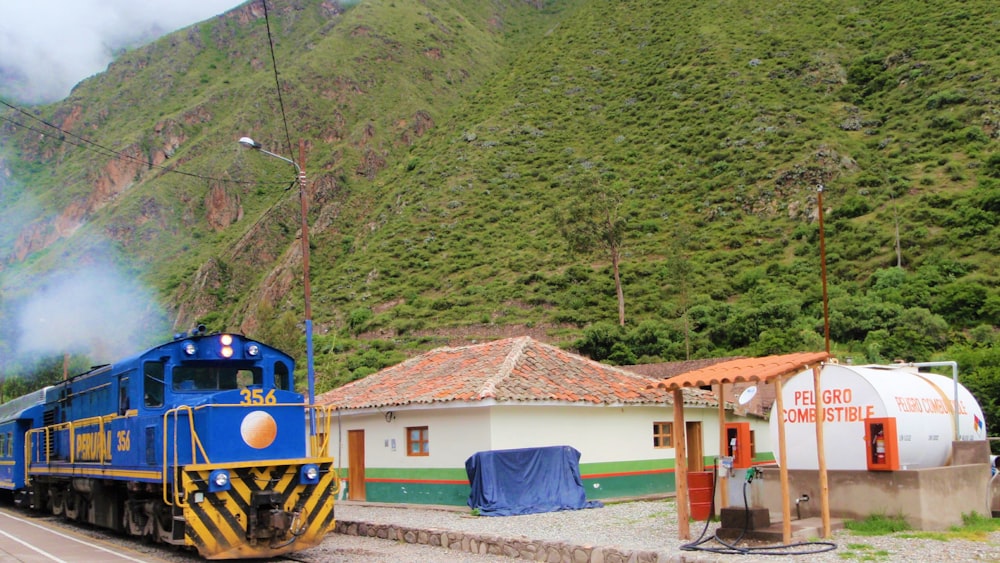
23 399 342 536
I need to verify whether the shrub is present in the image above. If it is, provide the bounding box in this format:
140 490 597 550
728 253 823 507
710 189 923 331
925 90 968 109
983 153 1000 179
836 195 873 219
844 514 911 536
347 307 373 335
574 322 626 361
934 281 989 326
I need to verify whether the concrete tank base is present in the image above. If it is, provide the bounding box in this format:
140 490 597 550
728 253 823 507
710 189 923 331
753 441 991 531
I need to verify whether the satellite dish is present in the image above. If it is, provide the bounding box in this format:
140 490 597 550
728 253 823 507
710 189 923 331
737 386 758 405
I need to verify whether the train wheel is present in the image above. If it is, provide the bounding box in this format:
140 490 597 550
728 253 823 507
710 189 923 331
123 499 140 536
64 493 79 520
51 489 65 517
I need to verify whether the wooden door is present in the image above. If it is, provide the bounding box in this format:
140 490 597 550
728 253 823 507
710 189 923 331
347 430 366 501
686 421 704 472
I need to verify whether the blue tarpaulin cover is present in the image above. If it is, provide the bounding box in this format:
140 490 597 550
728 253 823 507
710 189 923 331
465 445 604 516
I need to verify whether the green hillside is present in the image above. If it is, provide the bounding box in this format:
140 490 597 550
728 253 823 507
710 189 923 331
0 0 997 399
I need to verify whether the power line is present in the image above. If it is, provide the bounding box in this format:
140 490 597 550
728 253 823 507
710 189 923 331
261 0 296 158
0 113 121 161
0 98 286 188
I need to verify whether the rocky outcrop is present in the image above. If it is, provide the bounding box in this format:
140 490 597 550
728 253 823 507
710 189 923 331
205 183 244 231
9 118 191 263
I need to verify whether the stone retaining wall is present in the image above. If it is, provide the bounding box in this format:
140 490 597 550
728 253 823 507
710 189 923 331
334 519 677 562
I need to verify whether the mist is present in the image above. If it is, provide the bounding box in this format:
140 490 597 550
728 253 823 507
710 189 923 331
0 0 245 104
15 264 169 366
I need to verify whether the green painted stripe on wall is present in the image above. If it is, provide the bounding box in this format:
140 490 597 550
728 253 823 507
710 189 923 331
365 467 468 480
579 458 675 474
364 473 678 506
356 460 689 505
365 480 470 506
352 453 775 491
361 459 682 483
584 471 677 499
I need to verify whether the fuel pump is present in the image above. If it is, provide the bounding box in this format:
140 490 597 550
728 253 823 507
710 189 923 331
723 422 754 508
724 422 752 469
715 424 769 539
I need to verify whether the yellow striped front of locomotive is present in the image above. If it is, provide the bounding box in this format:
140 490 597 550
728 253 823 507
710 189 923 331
180 458 338 559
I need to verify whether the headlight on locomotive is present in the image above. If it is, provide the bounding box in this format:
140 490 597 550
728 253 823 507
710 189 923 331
300 464 320 485
219 334 234 358
209 469 231 492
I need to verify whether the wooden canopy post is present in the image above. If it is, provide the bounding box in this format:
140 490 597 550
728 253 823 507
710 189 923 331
717 382 729 509
774 375 792 545
812 364 832 537
673 388 690 539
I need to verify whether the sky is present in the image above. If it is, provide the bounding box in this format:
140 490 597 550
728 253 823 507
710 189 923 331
0 0 247 104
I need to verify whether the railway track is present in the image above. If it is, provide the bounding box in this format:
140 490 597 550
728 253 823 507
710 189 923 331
0 502 512 563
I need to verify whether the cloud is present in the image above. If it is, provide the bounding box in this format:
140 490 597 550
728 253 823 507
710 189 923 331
0 0 245 104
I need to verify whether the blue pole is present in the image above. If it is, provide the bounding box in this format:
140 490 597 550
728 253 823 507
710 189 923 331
306 319 316 436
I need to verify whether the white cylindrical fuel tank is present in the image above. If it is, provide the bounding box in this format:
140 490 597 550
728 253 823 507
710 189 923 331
769 363 986 470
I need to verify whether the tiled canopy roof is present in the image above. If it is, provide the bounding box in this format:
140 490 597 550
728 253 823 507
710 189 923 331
623 357 745 379
316 336 717 410
653 351 831 391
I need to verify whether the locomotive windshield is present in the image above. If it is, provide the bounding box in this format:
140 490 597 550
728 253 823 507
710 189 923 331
173 366 261 391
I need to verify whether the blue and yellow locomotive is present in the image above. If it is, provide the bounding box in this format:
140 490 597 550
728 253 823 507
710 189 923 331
0 329 339 559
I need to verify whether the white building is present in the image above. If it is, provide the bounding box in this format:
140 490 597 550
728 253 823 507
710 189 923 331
316 336 773 505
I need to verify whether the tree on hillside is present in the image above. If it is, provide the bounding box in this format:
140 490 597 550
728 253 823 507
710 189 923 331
558 174 630 327
663 230 695 359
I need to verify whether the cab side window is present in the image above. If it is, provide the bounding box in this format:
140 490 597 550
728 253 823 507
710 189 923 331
275 361 291 391
119 375 131 415
144 362 165 408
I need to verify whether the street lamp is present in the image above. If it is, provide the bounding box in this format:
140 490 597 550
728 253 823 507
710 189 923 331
238 136 315 424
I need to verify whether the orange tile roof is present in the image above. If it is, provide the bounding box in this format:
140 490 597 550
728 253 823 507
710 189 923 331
653 351 831 391
623 357 745 379
315 336 719 410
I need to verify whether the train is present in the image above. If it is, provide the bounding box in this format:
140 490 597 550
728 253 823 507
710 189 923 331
0 327 340 559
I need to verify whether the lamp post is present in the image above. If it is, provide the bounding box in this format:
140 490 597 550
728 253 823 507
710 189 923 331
238 136 315 424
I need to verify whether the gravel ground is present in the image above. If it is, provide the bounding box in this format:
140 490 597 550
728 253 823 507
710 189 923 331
323 498 1000 562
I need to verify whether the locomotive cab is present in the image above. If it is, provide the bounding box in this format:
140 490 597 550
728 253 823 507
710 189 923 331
140 333 296 410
